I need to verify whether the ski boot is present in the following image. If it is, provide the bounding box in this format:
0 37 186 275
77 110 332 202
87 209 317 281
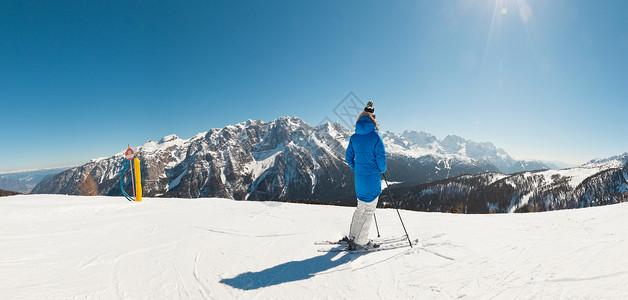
351 240 380 251
339 236 352 244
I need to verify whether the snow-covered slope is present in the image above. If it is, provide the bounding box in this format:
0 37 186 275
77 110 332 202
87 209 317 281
390 155 628 214
2 194 627 299
583 152 628 169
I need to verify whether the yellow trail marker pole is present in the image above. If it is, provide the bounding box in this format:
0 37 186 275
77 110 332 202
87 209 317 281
133 157 142 201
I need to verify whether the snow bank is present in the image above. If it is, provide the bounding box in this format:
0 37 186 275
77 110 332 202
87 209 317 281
1 195 627 299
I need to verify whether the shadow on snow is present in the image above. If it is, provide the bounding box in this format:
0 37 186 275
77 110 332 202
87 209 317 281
220 250 362 290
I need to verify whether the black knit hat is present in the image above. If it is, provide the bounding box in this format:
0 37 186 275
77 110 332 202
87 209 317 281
363 101 375 119
364 101 374 113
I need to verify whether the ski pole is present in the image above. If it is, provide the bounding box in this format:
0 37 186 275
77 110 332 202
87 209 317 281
373 212 381 238
382 173 413 248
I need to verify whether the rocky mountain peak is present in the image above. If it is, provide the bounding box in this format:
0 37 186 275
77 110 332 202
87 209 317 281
401 130 438 147
159 134 180 144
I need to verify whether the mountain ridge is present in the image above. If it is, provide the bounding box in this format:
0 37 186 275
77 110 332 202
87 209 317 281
386 153 628 213
0 167 71 193
33 116 574 210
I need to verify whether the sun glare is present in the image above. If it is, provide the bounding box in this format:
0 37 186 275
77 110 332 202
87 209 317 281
484 0 543 69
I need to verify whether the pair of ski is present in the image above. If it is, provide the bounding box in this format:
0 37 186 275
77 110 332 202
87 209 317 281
316 235 417 253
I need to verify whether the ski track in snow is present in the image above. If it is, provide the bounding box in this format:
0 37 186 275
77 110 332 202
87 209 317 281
1 195 628 299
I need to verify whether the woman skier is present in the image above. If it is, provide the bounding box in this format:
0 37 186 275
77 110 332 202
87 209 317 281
344 101 386 250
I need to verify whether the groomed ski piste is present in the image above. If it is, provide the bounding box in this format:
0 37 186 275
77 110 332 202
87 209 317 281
2 195 627 299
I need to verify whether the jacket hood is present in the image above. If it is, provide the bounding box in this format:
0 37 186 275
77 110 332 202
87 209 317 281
355 115 376 135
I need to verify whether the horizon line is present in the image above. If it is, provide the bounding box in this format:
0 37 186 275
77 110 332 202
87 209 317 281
0 165 77 175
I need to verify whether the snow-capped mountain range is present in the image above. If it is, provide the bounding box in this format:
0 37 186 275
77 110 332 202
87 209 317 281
32 116 547 204
381 130 553 174
33 116 626 212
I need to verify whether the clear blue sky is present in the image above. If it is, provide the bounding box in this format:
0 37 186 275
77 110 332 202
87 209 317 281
1 0 627 172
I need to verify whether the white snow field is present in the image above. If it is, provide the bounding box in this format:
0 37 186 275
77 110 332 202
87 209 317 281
1 195 627 299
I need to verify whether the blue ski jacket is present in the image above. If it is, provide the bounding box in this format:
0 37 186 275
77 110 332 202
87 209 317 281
345 115 387 202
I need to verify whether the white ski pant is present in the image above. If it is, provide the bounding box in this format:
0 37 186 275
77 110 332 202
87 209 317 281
349 197 378 246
